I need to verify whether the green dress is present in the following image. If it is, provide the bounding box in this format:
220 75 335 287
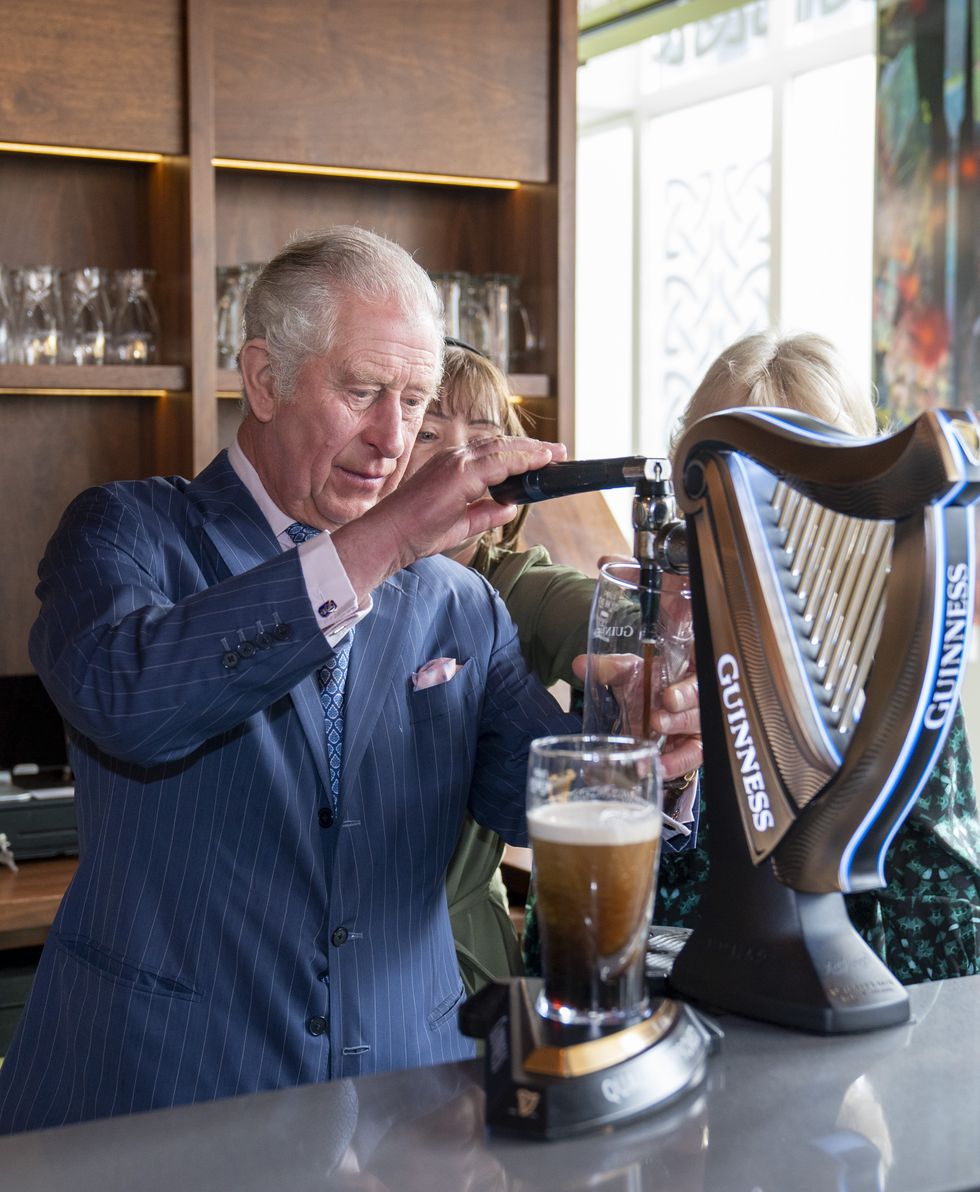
445 544 596 995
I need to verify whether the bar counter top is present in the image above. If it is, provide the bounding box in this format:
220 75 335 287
1 975 978 1191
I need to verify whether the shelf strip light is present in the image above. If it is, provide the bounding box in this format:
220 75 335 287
213 156 520 190
0 141 163 164
0 387 171 397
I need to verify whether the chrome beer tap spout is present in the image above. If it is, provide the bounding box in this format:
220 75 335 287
632 463 688 643
488 453 689 639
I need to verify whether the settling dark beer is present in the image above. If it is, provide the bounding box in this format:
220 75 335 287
529 798 662 1024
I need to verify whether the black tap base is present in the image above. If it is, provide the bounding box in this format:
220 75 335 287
668 867 910 1034
458 977 719 1139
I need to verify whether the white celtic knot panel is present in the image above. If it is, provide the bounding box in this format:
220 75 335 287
640 86 772 456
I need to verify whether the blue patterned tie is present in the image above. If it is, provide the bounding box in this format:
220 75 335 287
285 521 352 806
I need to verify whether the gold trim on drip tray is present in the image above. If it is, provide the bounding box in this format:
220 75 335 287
523 996 681 1078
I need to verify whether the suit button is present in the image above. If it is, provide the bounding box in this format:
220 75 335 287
255 632 273 649
221 650 239 669
331 926 349 947
238 640 257 658
318 807 334 828
307 1015 328 1036
273 623 291 641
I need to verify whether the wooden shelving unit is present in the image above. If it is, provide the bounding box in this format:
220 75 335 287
0 0 576 675
0 365 187 395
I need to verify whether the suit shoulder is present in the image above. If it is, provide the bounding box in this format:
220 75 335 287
70 473 191 513
409 554 496 599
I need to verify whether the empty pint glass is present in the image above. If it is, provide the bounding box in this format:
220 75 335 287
527 734 662 1026
584 561 694 745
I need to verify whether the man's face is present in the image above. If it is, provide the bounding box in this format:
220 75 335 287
254 296 441 531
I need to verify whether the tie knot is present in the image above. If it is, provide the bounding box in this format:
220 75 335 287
286 521 321 545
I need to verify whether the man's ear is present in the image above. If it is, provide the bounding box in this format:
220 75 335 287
240 339 277 423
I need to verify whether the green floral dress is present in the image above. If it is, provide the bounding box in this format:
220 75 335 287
524 706 980 986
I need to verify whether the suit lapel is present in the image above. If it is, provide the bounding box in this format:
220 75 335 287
188 452 332 796
189 452 280 579
342 567 420 783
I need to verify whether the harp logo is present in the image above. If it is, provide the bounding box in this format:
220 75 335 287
717 654 775 832
924 563 970 730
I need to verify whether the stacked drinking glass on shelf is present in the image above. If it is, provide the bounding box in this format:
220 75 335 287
216 263 263 368
0 264 160 365
428 270 536 374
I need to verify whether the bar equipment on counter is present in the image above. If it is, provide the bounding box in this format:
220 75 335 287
666 406 980 1032
489 408 980 1035
460 732 718 1139
465 407 980 1136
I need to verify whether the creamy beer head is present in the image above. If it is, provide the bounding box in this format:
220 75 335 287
527 797 661 844
529 796 662 1024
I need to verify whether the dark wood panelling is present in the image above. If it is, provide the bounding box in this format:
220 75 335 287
0 0 184 154
212 0 550 182
0 157 152 269
215 171 553 377
149 159 193 380
0 396 158 673
216 171 510 272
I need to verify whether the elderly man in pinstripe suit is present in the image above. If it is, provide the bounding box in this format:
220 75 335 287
0 227 575 1133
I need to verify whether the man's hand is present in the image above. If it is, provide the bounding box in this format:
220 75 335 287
650 674 702 781
332 435 566 597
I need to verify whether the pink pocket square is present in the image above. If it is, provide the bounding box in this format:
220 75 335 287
412 657 458 691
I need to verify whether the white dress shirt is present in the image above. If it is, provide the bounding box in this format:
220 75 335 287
228 437 371 646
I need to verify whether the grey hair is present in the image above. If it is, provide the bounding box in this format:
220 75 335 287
242 226 443 400
670 330 879 461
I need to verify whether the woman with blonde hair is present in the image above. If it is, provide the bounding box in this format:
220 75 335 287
671 329 878 443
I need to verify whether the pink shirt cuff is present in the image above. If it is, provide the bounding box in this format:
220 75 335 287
296 533 371 645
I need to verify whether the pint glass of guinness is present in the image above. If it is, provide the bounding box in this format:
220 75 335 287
527 735 663 1026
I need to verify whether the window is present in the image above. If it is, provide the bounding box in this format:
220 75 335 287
577 0 877 525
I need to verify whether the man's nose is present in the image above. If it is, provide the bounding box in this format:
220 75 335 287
362 394 406 458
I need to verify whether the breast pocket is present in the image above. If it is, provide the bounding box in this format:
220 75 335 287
408 658 479 725
404 660 482 804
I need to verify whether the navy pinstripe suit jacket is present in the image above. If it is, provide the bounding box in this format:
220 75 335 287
0 451 575 1133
